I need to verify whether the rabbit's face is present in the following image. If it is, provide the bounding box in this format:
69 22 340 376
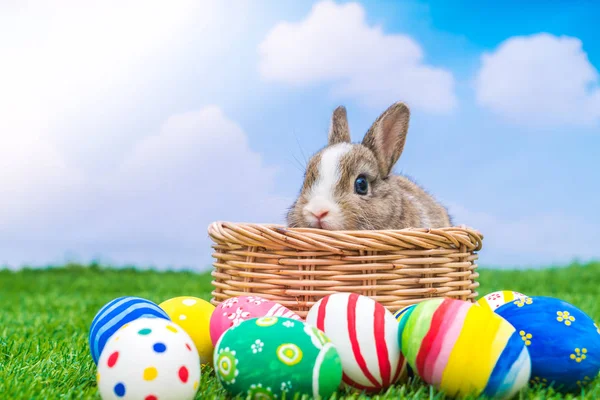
287 102 411 230
287 143 391 230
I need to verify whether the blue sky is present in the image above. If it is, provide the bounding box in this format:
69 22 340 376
0 0 598 270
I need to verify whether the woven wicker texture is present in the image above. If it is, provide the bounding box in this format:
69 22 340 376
208 221 483 318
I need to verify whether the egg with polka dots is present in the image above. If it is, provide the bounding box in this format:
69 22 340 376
96 317 201 400
159 296 215 365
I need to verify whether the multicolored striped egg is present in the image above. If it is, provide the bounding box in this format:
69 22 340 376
213 316 342 399
394 304 417 322
477 290 528 312
398 298 531 399
89 296 170 364
496 296 600 393
210 296 301 346
97 317 200 400
305 293 407 392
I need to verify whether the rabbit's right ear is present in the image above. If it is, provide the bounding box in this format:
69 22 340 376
362 102 410 176
328 106 351 145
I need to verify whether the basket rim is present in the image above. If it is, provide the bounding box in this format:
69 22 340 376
208 221 483 253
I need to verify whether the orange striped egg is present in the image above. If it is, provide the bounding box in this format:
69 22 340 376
306 293 407 392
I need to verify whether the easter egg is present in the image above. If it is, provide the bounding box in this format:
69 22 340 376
305 293 407 392
96 317 201 400
394 304 417 322
210 296 301 346
89 296 170 364
398 297 531 399
477 290 528 312
213 316 342 399
159 296 215 364
496 296 600 392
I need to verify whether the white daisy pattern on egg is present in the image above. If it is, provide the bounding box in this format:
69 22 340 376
228 307 251 326
222 298 239 309
283 320 295 328
251 339 265 354
246 296 267 305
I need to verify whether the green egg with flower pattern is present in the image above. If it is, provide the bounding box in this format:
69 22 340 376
213 316 343 399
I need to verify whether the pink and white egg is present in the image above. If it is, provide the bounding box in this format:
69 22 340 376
209 295 302 345
306 293 407 392
96 318 201 400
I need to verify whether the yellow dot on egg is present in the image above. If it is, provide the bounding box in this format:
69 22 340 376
179 314 187 321
582 348 588 353
96 373 100 383
194 381 198 390
570 354 576 359
166 325 178 333
143 367 158 381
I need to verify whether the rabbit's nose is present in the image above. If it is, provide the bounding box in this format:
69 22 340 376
312 210 329 220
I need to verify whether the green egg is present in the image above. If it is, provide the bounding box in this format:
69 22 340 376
213 316 343 399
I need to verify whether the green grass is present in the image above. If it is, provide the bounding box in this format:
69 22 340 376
0 262 599 399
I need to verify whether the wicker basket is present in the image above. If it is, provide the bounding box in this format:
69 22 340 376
208 221 483 318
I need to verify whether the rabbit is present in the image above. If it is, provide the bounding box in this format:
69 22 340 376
286 101 452 230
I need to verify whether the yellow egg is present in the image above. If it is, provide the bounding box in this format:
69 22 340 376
159 296 215 364
476 290 528 312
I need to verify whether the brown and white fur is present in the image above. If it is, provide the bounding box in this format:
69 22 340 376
287 101 451 230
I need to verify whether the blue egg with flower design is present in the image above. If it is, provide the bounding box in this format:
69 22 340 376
495 296 600 393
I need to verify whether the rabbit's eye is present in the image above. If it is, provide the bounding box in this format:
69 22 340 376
354 175 368 195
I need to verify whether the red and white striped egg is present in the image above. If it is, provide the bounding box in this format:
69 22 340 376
209 296 302 346
305 293 407 392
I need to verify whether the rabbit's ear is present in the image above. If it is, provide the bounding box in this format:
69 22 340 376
328 106 351 145
362 102 410 176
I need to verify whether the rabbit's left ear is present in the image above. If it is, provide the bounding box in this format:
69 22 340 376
362 102 410 176
328 106 351 145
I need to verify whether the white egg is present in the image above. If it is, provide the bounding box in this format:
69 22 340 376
96 317 201 400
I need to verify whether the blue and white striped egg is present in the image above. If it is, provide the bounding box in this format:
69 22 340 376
89 296 170 364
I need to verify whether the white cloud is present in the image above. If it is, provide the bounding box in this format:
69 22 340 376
0 107 290 269
105 106 288 238
0 0 291 269
0 0 218 221
449 203 599 267
258 0 456 113
0 0 210 124
0 130 85 226
475 33 600 127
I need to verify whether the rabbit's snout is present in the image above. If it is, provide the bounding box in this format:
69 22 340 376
302 195 342 229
